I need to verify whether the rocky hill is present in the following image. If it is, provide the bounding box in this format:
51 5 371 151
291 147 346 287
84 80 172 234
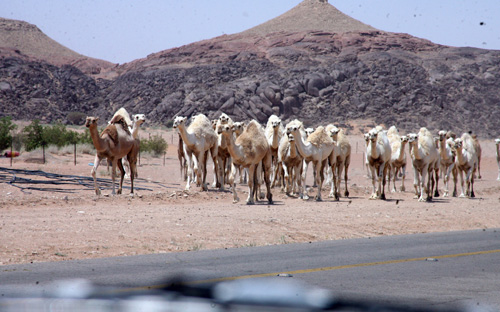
1 0 500 137
0 17 114 75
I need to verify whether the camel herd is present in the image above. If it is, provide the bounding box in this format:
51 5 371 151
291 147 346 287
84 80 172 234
86 109 490 204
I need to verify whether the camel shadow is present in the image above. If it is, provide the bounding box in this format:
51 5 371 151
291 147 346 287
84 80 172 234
0 167 170 194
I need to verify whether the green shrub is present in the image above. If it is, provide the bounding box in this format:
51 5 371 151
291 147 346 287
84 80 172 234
23 119 45 151
0 116 17 151
141 134 168 156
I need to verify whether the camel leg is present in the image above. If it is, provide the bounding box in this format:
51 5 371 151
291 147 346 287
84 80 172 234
390 166 397 193
301 161 310 200
229 164 239 203
470 168 475 198
246 164 256 205
262 152 273 204
117 158 126 195
110 159 118 195
91 155 101 195
344 161 350 197
400 164 406 192
433 168 440 198
419 165 429 202
127 155 136 195
458 170 466 198
314 160 325 201
413 167 420 199
466 168 475 198
452 167 458 197
369 165 378 199
380 163 388 200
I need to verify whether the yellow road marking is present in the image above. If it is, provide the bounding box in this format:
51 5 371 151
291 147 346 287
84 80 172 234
125 249 500 291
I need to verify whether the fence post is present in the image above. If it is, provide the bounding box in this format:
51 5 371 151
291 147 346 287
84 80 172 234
74 143 76 166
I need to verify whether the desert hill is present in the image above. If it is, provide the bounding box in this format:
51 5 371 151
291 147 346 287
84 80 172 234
1 1 500 137
0 17 114 75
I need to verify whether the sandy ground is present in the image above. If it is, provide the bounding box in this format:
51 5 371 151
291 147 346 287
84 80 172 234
1 131 499 265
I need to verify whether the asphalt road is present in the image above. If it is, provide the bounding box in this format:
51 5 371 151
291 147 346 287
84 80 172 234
1 229 499 311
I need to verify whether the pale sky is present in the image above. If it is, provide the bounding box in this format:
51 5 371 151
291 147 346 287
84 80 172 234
2 0 499 64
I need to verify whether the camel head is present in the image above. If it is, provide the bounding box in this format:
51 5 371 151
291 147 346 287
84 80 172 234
328 125 340 139
218 113 231 125
133 114 146 126
495 138 500 146
305 127 314 137
400 135 409 144
233 122 245 137
367 128 379 143
218 124 234 136
211 119 217 130
407 133 418 144
453 138 463 150
269 118 281 130
438 130 447 141
285 124 300 138
173 116 187 129
85 116 99 128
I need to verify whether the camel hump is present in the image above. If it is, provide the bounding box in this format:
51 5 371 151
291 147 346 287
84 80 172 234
102 124 119 145
111 107 132 127
110 114 131 136
307 126 332 146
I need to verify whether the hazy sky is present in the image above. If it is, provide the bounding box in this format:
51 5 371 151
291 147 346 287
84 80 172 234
2 0 499 64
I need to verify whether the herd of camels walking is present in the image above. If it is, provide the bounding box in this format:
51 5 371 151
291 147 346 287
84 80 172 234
85 108 492 205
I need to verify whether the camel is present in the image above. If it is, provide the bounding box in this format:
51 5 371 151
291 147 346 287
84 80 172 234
407 128 439 202
232 121 247 183
366 127 392 200
218 120 273 205
110 113 146 179
265 115 284 188
437 130 457 197
452 133 478 198
213 113 234 190
496 139 500 181
287 124 336 201
327 125 351 198
471 133 482 179
173 114 219 192
85 115 139 196
387 126 407 193
279 119 305 197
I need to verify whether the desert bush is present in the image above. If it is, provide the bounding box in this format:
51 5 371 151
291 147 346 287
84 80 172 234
0 116 17 151
23 119 46 152
141 134 168 156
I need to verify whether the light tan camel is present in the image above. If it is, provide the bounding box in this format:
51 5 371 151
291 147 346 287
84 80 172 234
265 115 284 188
173 114 219 191
471 133 482 179
213 113 233 190
287 124 336 201
232 121 247 183
366 127 391 200
218 120 273 205
452 133 478 198
387 126 407 193
496 139 500 181
279 119 304 197
437 130 457 197
407 128 439 202
85 116 138 196
327 125 351 198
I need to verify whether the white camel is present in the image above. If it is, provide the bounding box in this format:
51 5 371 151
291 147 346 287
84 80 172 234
218 120 273 205
496 139 500 181
407 128 439 202
213 113 233 190
327 125 351 198
437 130 457 197
173 114 219 192
265 115 284 188
387 126 407 193
279 119 305 197
366 127 392 200
452 133 478 198
287 124 336 201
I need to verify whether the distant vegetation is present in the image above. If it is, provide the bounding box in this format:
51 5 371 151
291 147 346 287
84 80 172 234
0 117 167 157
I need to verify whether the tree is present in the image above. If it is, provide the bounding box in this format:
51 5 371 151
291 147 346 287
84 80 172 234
23 119 46 152
0 116 17 151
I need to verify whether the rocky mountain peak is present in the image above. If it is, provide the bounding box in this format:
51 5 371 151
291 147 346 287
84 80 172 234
240 0 375 36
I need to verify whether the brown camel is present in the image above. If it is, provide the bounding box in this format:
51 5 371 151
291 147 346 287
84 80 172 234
85 116 139 195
